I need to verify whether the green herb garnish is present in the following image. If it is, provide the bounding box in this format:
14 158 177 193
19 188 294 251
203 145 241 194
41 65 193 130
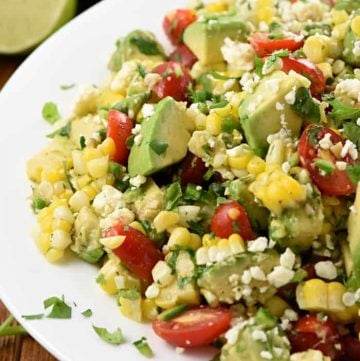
43 296 72 319
291 87 320 123
149 139 168 155
42 102 61 124
92 325 125 345
133 337 154 358
118 288 140 301
21 313 44 320
81 309 93 318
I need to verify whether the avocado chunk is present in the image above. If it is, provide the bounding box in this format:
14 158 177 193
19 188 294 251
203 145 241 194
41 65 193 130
183 15 248 65
109 30 166 72
128 97 191 177
347 184 360 289
269 184 324 252
220 309 290 361
343 11 360 66
113 92 150 118
197 251 280 305
239 71 304 156
72 206 104 263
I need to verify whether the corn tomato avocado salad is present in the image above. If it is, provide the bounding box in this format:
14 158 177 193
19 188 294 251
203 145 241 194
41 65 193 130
27 0 360 359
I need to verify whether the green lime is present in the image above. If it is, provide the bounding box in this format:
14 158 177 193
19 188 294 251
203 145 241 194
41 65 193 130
0 0 77 55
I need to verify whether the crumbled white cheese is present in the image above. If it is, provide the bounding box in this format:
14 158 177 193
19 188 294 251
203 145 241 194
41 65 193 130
249 266 266 281
280 248 296 270
144 73 161 88
145 283 160 299
290 350 330 361
240 72 260 93
267 266 295 288
241 270 252 285
319 133 333 150
93 185 124 217
335 161 347 171
247 102 256 113
350 205 358 214
283 309 299 322
266 78 280 92
72 84 100 116
142 103 155 118
284 86 297 105
111 61 137 92
282 161 291 174
291 0 327 22
225 325 240 345
247 237 269 253
221 38 255 72
341 139 358 160
342 292 356 307
335 78 360 104
129 175 147 188
314 261 337 280
276 102 285 111
99 207 135 230
252 329 267 342
353 41 360 57
260 350 273 360
133 134 143 146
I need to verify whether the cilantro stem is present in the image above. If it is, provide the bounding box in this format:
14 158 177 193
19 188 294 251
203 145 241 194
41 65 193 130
0 326 27 337
0 314 14 332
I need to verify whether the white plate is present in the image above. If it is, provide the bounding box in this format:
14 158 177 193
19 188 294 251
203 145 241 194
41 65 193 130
0 1 216 360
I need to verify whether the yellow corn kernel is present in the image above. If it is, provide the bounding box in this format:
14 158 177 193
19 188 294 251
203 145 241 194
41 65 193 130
331 9 348 24
256 0 274 24
228 154 252 170
45 248 64 263
247 156 266 175
142 299 158 321
129 221 146 234
189 233 202 250
41 168 64 183
39 216 53 233
330 305 358 324
98 137 116 157
87 156 109 179
296 279 328 312
153 211 180 233
317 62 333 79
327 282 346 313
202 233 220 247
82 184 98 200
205 1 228 13
35 233 51 254
98 259 120 294
52 219 72 233
83 148 103 162
76 174 92 189
228 233 245 253
98 88 124 106
105 173 115 186
100 235 126 249
57 189 73 201
37 206 52 221
332 23 348 41
351 16 360 37
206 113 222 136
69 190 90 211
26 158 43 183
119 297 142 322
168 227 192 250
303 36 329 64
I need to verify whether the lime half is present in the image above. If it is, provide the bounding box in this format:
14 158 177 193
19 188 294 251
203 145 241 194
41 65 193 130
0 0 77 55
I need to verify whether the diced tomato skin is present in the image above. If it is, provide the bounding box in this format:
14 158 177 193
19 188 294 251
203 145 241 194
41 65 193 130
298 125 356 196
151 61 192 101
163 9 197 45
170 44 198 68
281 57 326 97
106 110 133 165
210 201 255 240
179 153 207 186
104 223 163 283
249 32 304 57
152 307 232 347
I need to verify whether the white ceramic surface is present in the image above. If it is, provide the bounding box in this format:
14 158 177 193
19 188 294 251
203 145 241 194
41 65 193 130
0 1 216 359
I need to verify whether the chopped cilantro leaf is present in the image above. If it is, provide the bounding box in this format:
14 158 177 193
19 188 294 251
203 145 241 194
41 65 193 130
81 309 93 318
149 140 168 155
209 71 235 80
164 182 182 210
80 136 86 149
118 288 140 301
60 83 76 90
344 122 360 148
92 325 124 345
314 159 335 175
291 87 320 123
43 296 72 319
32 198 48 210
21 313 44 320
209 100 229 109
136 63 147 78
133 337 154 358
328 98 360 125
42 102 61 124
130 36 162 55
46 122 71 138
96 273 106 284
254 56 264 77
346 164 360 184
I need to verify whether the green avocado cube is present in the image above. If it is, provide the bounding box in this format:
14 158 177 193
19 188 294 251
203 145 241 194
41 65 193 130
128 97 191 177
183 15 248 65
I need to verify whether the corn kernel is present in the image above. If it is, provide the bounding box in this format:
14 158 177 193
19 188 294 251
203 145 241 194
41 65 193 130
100 235 126 249
205 1 228 13
98 88 124 106
35 233 51 254
87 156 109 179
317 62 333 79
46 248 64 263
351 16 360 37
129 221 146 234
228 154 252 170
52 219 72 233
72 150 87 175
189 233 202 250
153 211 180 233
327 282 346 313
119 297 142 322
152 261 174 287
296 279 328 312
83 148 103 162
332 23 348 41
41 168 64 183
142 299 159 321
53 206 74 223
69 190 90 211
247 156 266 175
98 258 121 294
331 9 348 24
51 230 72 250
82 184 98 200
256 0 274 24
167 227 192 250
303 36 329 64
76 174 92 189
202 233 220 247
206 113 222 136
39 216 53 233
98 137 116 157
228 233 245 253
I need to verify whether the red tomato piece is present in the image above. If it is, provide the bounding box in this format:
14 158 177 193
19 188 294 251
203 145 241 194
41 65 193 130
298 124 356 196
163 9 197 45
104 223 163 283
249 32 304 57
289 314 342 360
281 56 326 97
106 110 133 165
210 201 255 240
170 44 198 68
179 153 207 186
151 61 192 101
340 336 360 361
152 307 232 347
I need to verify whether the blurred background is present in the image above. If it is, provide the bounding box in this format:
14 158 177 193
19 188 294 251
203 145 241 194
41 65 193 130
0 2 101 360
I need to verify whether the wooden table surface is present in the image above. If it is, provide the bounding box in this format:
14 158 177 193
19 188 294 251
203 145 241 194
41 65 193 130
0 56 58 361
0 2 100 359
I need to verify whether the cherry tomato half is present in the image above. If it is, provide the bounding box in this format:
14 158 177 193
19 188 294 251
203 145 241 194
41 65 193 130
249 32 304 57
104 223 163 283
170 44 198 68
340 336 360 361
152 307 232 347
163 9 197 45
210 201 255 240
288 314 342 360
179 153 207 186
298 125 356 196
281 57 326 97
151 61 192 101
107 110 133 165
